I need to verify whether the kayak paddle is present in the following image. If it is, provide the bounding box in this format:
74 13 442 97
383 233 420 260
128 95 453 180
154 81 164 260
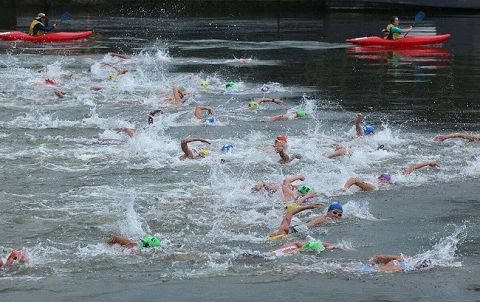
59 12 72 22
404 11 425 37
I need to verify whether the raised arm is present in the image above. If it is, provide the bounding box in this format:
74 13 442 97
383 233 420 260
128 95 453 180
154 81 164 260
117 128 135 138
344 177 375 191
148 109 164 124
269 203 321 237
434 133 480 142
194 105 214 119
403 160 439 175
294 191 318 205
282 175 305 202
180 136 211 160
173 86 187 103
355 113 364 137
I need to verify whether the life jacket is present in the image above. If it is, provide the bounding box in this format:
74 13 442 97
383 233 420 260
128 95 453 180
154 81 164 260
384 23 400 40
29 19 45 36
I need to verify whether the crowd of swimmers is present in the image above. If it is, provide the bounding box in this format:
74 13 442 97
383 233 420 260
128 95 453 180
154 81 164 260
2 48 480 273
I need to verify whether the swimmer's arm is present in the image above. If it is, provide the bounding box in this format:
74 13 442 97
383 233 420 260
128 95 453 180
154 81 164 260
106 236 137 249
355 113 364 137
271 203 321 236
117 128 135 138
180 136 211 159
403 160 439 175
434 133 480 142
282 175 305 197
369 255 402 265
278 150 291 164
255 98 283 105
306 215 328 228
270 114 289 122
194 105 213 119
344 177 375 191
294 192 318 205
108 52 131 60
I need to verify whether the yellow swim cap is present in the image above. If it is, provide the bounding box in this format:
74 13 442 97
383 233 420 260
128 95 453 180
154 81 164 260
107 72 118 80
200 81 209 87
248 101 259 109
199 148 210 157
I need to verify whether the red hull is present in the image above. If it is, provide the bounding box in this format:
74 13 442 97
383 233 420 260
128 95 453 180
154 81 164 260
0 31 92 42
346 34 451 47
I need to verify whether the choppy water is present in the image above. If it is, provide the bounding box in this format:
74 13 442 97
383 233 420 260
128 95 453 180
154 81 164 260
0 12 479 301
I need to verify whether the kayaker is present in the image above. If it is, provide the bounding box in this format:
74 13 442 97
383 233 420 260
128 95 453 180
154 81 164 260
29 13 56 36
383 16 412 40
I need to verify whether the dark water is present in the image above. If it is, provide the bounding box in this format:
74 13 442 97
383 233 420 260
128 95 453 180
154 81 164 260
0 11 479 301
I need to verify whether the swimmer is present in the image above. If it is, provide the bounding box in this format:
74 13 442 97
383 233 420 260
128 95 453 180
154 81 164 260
251 181 279 194
366 254 432 272
305 201 343 228
282 175 314 203
161 86 189 105
326 143 348 159
54 88 66 99
148 109 164 124
194 105 214 121
355 113 375 137
268 203 321 239
106 235 161 250
108 52 131 60
249 98 283 109
434 133 480 143
221 143 234 153
270 109 307 122
100 62 130 76
179 136 211 160
265 240 338 257
274 134 302 164
0 250 29 268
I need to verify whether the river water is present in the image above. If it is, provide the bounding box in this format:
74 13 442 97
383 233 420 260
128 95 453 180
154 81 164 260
0 11 479 301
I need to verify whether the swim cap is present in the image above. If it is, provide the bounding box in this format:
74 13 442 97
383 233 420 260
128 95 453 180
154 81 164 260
296 109 307 118
297 185 314 195
300 241 325 252
364 125 375 135
204 117 216 125
378 172 391 183
221 143 234 153
7 250 26 263
275 134 287 143
284 203 299 213
248 101 259 109
36 13 46 19
225 81 235 88
415 259 431 269
261 85 270 92
45 78 56 85
138 235 161 248
200 80 209 87
199 148 210 157
107 72 117 80
132 71 141 79
327 201 343 213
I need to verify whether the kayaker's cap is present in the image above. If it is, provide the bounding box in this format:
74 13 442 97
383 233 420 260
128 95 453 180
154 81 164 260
138 235 161 249
36 13 46 19
221 144 234 153
296 109 307 118
248 101 259 109
297 185 314 195
300 241 325 252
364 125 375 135
378 172 392 183
275 134 287 143
327 201 343 213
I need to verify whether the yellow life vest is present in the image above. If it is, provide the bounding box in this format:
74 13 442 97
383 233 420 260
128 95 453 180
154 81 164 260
385 24 400 40
29 19 45 36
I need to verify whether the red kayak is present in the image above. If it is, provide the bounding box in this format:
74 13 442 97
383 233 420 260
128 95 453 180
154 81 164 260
346 34 450 47
0 31 92 42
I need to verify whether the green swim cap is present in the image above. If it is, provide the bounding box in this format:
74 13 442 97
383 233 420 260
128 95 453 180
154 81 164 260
138 235 161 248
248 101 259 109
226 81 235 88
132 71 141 79
301 241 325 252
296 109 307 118
297 185 314 195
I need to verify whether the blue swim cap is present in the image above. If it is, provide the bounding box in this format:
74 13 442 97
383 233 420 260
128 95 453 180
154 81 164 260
364 125 375 135
327 201 343 212
221 144 234 153
261 85 270 92
204 117 216 125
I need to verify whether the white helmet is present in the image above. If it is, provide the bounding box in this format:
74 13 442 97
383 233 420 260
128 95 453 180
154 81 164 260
36 13 46 19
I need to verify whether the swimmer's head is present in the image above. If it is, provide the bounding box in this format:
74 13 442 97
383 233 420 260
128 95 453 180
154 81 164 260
45 78 56 85
138 235 161 249
132 71 141 79
200 80 209 87
327 201 343 217
297 185 314 195
225 81 235 88
199 148 210 157
378 172 391 183
261 85 270 92
248 101 259 109
300 241 325 252
6 250 26 264
364 125 375 135
414 259 432 269
221 143 234 153
204 117 216 125
296 109 307 118
107 72 118 80
275 134 287 144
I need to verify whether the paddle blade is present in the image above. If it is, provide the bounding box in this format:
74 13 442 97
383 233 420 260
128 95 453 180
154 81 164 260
415 11 426 23
60 12 72 22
